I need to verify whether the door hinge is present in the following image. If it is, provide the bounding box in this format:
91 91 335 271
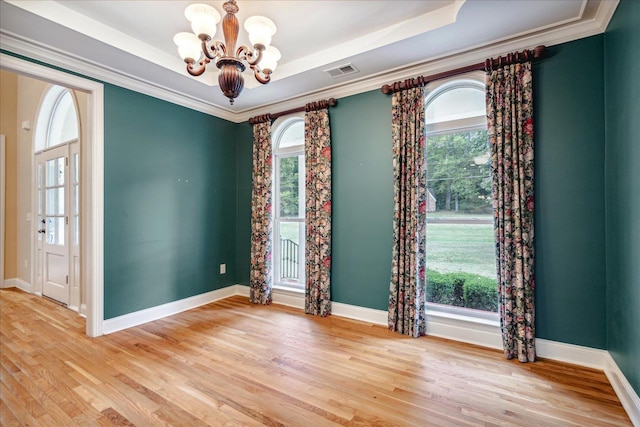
66 216 69 225
66 275 69 284
66 157 69 166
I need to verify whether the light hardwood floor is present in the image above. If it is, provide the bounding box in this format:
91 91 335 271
0 288 631 426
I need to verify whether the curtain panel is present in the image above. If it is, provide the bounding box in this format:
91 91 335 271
388 87 428 338
486 61 536 362
249 122 274 305
304 108 332 316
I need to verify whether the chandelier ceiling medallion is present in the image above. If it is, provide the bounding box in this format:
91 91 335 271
174 1 280 104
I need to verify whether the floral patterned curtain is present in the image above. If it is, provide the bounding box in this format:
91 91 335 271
304 108 332 316
249 122 274 305
486 61 536 362
388 87 427 338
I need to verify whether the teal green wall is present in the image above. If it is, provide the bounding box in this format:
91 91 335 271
104 85 238 319
605 0 640 395
329 92 393 309
533 36 607 349
235 122 253 284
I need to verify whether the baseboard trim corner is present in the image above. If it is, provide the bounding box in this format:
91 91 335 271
604 353 640 426
1 278 33 293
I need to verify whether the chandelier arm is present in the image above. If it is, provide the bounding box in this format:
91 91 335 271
202 40 226 60
251 65 271 84
237 45 262 66
186 58 211 76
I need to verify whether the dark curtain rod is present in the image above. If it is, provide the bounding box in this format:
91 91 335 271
381 45 547 95
248 98 338 125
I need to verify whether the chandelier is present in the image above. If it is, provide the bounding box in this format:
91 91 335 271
174 1 280 105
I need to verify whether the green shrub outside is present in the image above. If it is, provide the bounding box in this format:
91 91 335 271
426 269 498 312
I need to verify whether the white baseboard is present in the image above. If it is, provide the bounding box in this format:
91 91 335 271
536 338 610 369
605 353 640 426
102 285 242 334
332 301 388 326
238 284 389 325
1 278 33 293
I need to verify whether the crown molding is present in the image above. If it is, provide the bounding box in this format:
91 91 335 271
0 31 238 123
1 0 618 124
233 0 619 122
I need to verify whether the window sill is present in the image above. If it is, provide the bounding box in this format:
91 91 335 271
273 284 304 294
426 304 501 349
426 303 499 327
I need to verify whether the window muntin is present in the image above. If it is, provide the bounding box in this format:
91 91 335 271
273 114 305 290
425 73 498 316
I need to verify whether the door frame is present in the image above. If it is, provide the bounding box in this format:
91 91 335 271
1 53 104 337
1 135 5 288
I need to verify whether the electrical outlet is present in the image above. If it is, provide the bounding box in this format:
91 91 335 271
220 264 226 274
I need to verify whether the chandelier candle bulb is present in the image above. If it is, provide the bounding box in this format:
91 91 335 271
260 46 281 73
175 0 280 104
244 16 277 48
185 4 220 39
174 32 202 62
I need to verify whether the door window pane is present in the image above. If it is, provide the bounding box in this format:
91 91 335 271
73 185 79 215
46 188 65 215
73 153 79 183
46 216 65 245
46 157 65 186
74 216 79 246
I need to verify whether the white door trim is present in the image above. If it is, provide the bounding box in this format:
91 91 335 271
0 53 104 337
0 135 5 288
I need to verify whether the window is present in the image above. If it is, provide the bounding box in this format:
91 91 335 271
425 72 498 316
35 87 78 152
273 114 305 290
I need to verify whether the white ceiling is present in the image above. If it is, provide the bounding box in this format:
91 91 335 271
0 0 618 122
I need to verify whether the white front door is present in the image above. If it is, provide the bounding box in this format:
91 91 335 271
36 145 70 305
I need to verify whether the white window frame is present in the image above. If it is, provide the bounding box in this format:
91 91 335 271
424 71 499 324
272 113 305 292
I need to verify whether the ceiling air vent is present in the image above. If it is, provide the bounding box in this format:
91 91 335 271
324 63 359 78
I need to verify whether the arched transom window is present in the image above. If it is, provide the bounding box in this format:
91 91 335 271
35 86 79 152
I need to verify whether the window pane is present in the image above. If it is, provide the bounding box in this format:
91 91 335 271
278 221 303 284
47 91 78 147
46 188 65 215
46 216 65 245
279 156 300 217
74 185 79 215
425 129 498 313
46 157 65 186
278 121 304 149
426 87 485 124
74 216 79 246
37 163 43 189
73 153 79 183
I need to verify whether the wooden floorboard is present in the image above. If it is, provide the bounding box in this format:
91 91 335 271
0 288 631 426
